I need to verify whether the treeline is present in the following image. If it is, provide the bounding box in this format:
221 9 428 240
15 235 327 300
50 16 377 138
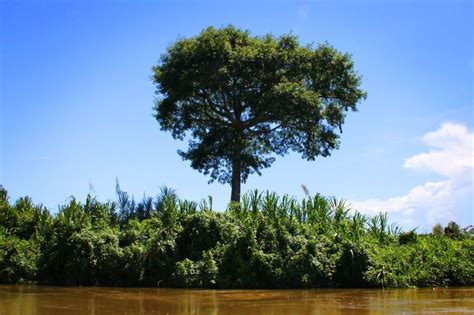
0 185 472 288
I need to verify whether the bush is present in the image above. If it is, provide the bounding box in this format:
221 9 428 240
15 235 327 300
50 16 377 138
0 186 472 288
0 235 39 283
398 230 418 245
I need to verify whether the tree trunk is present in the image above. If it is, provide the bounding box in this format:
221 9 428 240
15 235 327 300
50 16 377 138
230 158 241 203
231 105 243 203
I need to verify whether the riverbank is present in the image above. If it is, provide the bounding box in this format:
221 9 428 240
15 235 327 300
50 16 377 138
1 187 473 288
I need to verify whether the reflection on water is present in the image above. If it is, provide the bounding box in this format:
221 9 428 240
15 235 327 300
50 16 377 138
0 285 473 314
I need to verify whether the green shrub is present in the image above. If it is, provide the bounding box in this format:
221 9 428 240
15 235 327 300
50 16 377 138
0 235 39 283
398 230 418 245
0 187 472 288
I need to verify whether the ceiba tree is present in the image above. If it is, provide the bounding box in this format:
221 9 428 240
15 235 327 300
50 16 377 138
152 26 366 202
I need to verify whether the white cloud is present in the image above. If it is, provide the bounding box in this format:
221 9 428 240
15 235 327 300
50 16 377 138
351 123 473 230
404 123 473 179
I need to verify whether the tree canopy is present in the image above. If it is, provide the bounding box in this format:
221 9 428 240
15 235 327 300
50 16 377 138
152 26 367 201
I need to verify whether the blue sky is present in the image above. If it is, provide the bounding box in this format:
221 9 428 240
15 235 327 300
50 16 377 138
1 0 472 230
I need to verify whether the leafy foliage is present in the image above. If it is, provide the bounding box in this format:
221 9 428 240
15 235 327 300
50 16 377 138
152 26 366 201
432 223 444 236
0 185 472 288
444 221 462 239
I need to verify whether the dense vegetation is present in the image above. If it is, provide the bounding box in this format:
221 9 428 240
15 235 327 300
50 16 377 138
0 185 472 288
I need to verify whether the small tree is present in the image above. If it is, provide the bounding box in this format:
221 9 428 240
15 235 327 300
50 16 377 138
152 26 366 202
444 221 462 239
432 223 443 236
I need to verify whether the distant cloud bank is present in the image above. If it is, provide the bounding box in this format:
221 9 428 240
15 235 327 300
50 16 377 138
351 122 473 230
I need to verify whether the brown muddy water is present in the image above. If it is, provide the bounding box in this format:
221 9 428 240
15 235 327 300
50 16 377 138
0 285 473 314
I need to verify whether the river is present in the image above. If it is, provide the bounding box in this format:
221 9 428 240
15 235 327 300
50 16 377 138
0 285 473 314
